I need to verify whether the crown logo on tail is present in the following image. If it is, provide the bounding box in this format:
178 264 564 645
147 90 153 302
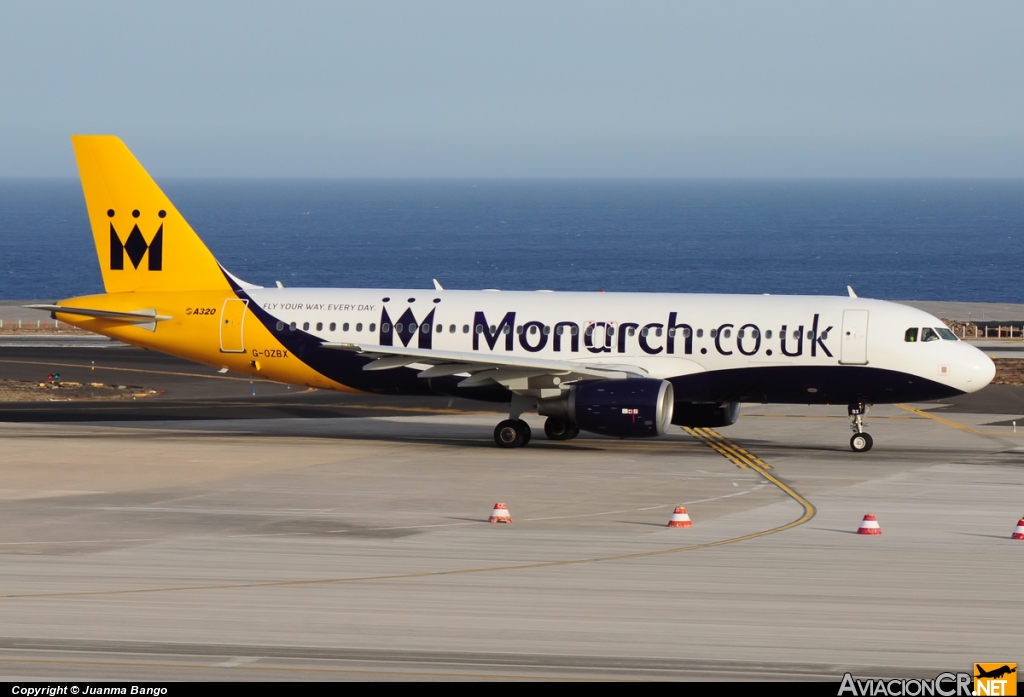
108 209 163 271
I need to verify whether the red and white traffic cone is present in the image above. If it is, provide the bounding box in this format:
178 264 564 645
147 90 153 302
1012 516 1024 540
857 514 882 535
667 506 692 528
488 502 512 524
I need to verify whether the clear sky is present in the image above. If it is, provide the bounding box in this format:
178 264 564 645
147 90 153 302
1 1 1022 178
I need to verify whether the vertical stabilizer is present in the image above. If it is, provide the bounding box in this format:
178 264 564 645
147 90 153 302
72 135 230 293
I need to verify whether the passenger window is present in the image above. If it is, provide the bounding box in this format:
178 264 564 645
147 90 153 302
710 328 717 338
302 322 310 331
696 329 703 338
395 323 404 333
806 330 813 340
342 323 349 331
276 321 284 331
751 329 759 339
316 322 323 331
921 327 940 342
793 330 800 339
820 331 827 340
422 324 430 334
449 324 456 333
476 325 483 334
607 326 614 336
627 327 635 337
463 325 470 333
289 322 297 331
369 323 376 331
682 328 691 338
936 327 957 340
435 325 442 334
737 330 744 339
641 327 649 337
571 326 578 336
655 327 663 337
765 330 772 339
503 325 511 335
516 325 524 335
530 325 538 335
543 326 550 335
356 323 363 332
556 325 564 335
329 322 336 331
586 326 594 336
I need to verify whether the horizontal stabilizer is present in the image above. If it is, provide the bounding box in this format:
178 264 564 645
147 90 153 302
24 304 172 332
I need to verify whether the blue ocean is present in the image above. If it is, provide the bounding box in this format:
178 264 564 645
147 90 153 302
1 179 1022 301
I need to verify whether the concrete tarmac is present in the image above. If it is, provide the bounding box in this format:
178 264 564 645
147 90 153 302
0 347 1022 681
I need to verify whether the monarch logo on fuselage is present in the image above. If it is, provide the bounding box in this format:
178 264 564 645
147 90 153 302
380 306 436 349
108 208 163 271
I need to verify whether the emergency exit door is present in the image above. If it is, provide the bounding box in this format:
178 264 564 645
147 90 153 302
220 298 248 353
840 309 869 365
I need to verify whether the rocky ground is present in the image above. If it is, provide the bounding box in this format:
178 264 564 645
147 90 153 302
0 379 161 401
992 358 1024 387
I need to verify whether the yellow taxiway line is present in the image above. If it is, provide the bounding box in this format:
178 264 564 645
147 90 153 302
894 403 987 435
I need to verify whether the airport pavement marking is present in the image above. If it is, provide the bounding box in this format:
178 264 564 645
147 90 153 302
894 403 988 435
682 427 772 470
0 437 815 601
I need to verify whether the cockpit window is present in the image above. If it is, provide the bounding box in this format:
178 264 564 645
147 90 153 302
921 327 940 342
904 328 918 342
935 327 958 341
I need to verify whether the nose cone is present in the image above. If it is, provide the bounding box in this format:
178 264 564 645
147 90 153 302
957 345 996 393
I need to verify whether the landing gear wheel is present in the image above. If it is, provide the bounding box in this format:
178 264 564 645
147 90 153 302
494 419 527 448
850 433 873 452
517 419 532 446
544 417 579 441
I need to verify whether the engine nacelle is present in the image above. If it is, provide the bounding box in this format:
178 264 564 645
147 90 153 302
671 401 740 428
539 378 674 438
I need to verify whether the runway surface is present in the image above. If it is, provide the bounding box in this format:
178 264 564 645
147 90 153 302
0 346 1022 681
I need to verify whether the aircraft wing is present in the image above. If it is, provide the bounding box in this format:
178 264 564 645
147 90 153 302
321 341 652 390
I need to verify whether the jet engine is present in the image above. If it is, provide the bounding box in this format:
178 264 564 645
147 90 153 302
539 378 674 438
671 401 740 428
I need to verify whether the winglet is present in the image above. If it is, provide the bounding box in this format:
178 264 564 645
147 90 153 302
847 285 858 298
433 278 444 291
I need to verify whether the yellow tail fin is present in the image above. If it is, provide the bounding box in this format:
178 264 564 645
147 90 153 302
72 135 231 293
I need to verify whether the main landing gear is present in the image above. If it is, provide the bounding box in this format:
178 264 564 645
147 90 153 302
494 417 581 447
849 402 873 452
544 417 579 441
494 419 531 448
493 396 580 448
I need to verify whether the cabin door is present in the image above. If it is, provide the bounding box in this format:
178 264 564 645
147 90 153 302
220 298 248 353
839 310 869 365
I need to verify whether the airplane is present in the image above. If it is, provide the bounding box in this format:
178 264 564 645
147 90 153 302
28 136 997 452
975 665 1016 680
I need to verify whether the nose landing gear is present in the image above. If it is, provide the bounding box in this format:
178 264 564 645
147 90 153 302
849 402 873 452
